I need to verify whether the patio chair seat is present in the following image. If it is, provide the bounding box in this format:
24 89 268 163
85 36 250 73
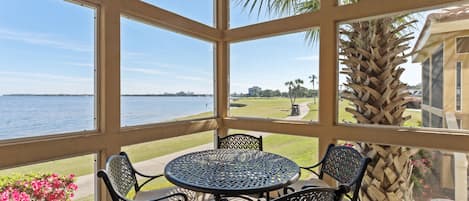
97 152 189 201
135 187 202 201
293 144 371 201
271 186 348 201
271 179 330 198
290 179 330 190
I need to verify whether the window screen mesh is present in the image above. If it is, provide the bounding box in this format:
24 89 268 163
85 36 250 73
431 47 443 109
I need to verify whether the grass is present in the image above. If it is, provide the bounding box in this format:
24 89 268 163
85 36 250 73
123 131 213 163
133 133 320 193
338 99 421 126
0 155 95 177
263 134 319 180
230 97 312 119
302 101 319 121
1 97 422 199
0 131 213 177
75 195 94 201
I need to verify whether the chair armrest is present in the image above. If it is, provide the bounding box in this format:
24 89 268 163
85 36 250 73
300 161 322 170
134 169 164 179
137 173 164 190
299 164 320 177
152 193 188 201
302 185 350 193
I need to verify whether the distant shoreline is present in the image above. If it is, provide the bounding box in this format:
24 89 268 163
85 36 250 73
1 94 213 97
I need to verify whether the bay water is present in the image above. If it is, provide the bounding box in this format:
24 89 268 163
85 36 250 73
0 96 213 140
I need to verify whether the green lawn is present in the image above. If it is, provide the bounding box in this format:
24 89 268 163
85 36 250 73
0 131 214 177
230 97 312 119
123 131 213 163
338 99 421 126
1 97 421 200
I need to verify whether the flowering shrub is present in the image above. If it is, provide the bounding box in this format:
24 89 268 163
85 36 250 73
0 173 77 201
411 150 433 201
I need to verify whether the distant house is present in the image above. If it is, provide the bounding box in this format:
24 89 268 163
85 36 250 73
412 6 469 193
248 86 262 97
412 6 469 129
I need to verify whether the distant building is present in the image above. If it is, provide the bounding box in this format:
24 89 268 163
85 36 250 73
412 7 469 194
248 86 262 97
412 6 469 129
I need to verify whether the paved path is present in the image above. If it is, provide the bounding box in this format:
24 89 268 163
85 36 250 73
74 102 312 200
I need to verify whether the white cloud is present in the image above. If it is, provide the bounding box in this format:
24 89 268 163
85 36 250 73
123 67 166 75
63 62 94 68
295 55 320 61
122 51 147 57
174 75 210 82
0 71 93 94
0 28 91 52
0 71 91 82
132 61 212 75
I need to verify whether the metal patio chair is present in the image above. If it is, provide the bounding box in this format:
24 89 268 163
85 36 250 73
297 144 371 201
272 186 348 201
97 152 189 201
217 133 263 151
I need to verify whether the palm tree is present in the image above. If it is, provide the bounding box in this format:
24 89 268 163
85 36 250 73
340 17 416 201
285 79 304 115
308 74 317 104
237 1 416 200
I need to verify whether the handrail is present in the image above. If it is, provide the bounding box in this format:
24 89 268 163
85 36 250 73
445 112 467 201
445 112 459 129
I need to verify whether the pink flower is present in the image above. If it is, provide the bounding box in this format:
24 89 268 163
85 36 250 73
18 192 30 201
1 173 78 201
67 183 78 191
1 189 10 201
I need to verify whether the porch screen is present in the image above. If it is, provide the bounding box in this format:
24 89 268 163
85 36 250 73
422 59 430 105
456 62 462 111
431 47 443 109
422 110 430 127
431 113 443 128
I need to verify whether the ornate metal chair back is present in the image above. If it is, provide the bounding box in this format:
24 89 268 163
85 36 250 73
272 187 346 201
98 153 138 201
217 133 263 151
320 144 371 201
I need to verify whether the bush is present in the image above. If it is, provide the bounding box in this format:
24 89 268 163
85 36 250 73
0 173 77 201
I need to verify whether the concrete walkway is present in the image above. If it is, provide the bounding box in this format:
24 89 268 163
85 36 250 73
74 102 312 200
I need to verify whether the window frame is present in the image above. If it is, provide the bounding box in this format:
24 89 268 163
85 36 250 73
5 2 469 201
455 36 469 54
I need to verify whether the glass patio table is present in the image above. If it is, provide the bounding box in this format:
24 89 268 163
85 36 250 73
164 149 300 201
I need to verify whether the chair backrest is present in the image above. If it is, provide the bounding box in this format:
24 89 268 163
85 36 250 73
319 144 371 201
217 133 263 151
97 152 138 201
272 187 346 201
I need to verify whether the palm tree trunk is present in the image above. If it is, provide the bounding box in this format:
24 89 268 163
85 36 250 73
358 144 414 201
340 17 415 201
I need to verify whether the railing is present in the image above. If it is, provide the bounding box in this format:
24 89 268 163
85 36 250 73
445 112 468 201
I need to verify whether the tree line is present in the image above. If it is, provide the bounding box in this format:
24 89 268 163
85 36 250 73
232 88 318 98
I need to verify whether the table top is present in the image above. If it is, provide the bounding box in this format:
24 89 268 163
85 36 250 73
164 149 300 195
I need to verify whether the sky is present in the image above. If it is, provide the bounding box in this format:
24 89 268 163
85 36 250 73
0 0 430 95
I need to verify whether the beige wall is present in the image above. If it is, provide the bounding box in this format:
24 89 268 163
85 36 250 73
442 30 469 129
419 29 469 129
